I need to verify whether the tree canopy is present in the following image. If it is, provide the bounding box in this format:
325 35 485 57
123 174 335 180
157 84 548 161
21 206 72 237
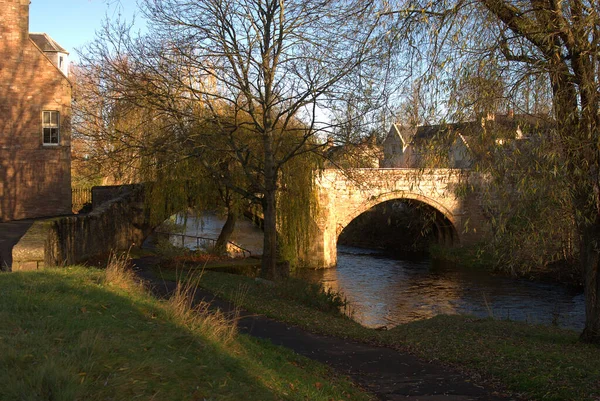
381 0 600 342
78 0 387 278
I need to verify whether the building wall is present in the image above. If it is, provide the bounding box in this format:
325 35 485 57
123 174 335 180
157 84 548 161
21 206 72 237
0 0 72 221
448 138 472 169
44 51 69 77
381 129 407 168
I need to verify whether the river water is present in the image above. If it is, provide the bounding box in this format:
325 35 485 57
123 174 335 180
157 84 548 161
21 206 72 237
166 213 585 331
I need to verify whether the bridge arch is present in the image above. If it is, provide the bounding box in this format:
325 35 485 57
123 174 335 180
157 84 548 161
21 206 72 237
336 192 460 249
338 191 457 237
303 168 486 268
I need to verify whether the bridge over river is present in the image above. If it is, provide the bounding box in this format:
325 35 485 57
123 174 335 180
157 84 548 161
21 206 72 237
7 168 488 270
303 168 488 268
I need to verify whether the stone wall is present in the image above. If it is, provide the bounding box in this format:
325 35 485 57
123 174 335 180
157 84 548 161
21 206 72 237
302 168 489 268
12 185 150 270
92 185 137 209
0 0 72 221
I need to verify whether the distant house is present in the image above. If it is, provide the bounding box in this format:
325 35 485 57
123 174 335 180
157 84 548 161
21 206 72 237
0 0 72 221
323 135 383 169
381 113 549 169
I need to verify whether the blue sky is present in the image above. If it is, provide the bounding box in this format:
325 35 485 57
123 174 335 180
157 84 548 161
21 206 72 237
29 0 142 60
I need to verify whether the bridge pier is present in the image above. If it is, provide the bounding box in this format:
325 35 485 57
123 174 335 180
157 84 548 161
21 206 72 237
300 168 488 268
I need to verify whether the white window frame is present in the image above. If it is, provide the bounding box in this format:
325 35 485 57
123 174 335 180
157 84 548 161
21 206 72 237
42 110 60 146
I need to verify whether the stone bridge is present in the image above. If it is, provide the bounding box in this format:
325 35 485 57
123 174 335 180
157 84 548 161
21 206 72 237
7 171 488 270
303 168 488 268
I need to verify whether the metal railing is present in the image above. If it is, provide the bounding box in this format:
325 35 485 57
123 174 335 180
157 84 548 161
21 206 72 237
154 231 252 258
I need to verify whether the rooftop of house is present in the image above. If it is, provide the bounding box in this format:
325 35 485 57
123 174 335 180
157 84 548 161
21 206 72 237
29 33 68 54
391 113 554 146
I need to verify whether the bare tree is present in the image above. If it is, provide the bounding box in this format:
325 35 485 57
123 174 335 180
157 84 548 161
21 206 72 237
79 0 383 279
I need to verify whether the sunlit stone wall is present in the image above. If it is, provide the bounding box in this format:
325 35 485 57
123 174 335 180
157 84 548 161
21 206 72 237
303 168 488 268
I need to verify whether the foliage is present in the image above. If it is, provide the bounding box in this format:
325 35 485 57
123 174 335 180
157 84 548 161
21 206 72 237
277 149 321 266
467 126 579 276
272 278 349 315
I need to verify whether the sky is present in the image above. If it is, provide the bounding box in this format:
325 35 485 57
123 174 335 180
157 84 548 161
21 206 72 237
29 0 142 61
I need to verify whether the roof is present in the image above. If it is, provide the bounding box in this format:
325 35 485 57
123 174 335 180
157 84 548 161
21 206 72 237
392 113 553 145
29 33 69 54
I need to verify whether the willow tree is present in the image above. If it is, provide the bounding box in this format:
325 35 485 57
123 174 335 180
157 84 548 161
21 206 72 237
73 57 252 252
80 0 383 279
380 0 600 342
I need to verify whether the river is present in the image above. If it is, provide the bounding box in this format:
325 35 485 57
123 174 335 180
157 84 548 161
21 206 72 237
163 213 585 330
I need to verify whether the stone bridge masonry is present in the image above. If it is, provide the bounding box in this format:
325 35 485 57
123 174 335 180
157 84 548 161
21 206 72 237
302 168 489 268
7 171 488 270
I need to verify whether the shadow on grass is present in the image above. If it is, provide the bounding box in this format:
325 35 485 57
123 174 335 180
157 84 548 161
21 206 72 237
0 267 362 401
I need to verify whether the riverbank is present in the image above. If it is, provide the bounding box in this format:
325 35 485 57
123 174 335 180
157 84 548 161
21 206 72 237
150 260 600 401
0 264 370 400
430 244 584 289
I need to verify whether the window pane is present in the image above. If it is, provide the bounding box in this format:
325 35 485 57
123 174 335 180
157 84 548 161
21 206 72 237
42 112 60 144
51 128 59 143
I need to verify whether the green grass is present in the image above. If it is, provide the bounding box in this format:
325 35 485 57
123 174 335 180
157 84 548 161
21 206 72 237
0 267 372 401
155 265 374 340
172 266 600 401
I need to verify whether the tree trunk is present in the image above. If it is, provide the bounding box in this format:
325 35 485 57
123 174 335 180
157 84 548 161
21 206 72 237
214 210 237 255
261 183 281 280
580 222 600 343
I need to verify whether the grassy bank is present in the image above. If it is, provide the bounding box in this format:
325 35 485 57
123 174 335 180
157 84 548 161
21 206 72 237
430 244 583 288
0 265 371 401
163 265 600 401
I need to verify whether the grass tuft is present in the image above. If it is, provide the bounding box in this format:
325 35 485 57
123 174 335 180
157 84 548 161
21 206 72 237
166 267 239 344
273 278 349 314
104 250 142 293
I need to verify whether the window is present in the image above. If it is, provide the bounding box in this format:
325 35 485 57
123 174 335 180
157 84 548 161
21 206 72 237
42 111 59 145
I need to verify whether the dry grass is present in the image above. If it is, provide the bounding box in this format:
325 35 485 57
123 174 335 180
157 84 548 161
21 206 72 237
106 251 240 343
104 250 143 293
166 266 241 344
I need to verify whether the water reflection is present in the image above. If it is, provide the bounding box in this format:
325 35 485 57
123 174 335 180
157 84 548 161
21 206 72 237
164 214 585 330
303 246 585 330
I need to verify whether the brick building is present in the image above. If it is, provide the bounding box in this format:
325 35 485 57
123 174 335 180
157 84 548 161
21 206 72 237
0 0 72 221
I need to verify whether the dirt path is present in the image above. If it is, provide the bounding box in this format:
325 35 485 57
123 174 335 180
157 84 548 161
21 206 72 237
134 256 518 401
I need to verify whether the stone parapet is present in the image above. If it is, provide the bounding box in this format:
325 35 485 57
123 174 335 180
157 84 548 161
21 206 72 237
11 185 151 269
11 219 53 270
